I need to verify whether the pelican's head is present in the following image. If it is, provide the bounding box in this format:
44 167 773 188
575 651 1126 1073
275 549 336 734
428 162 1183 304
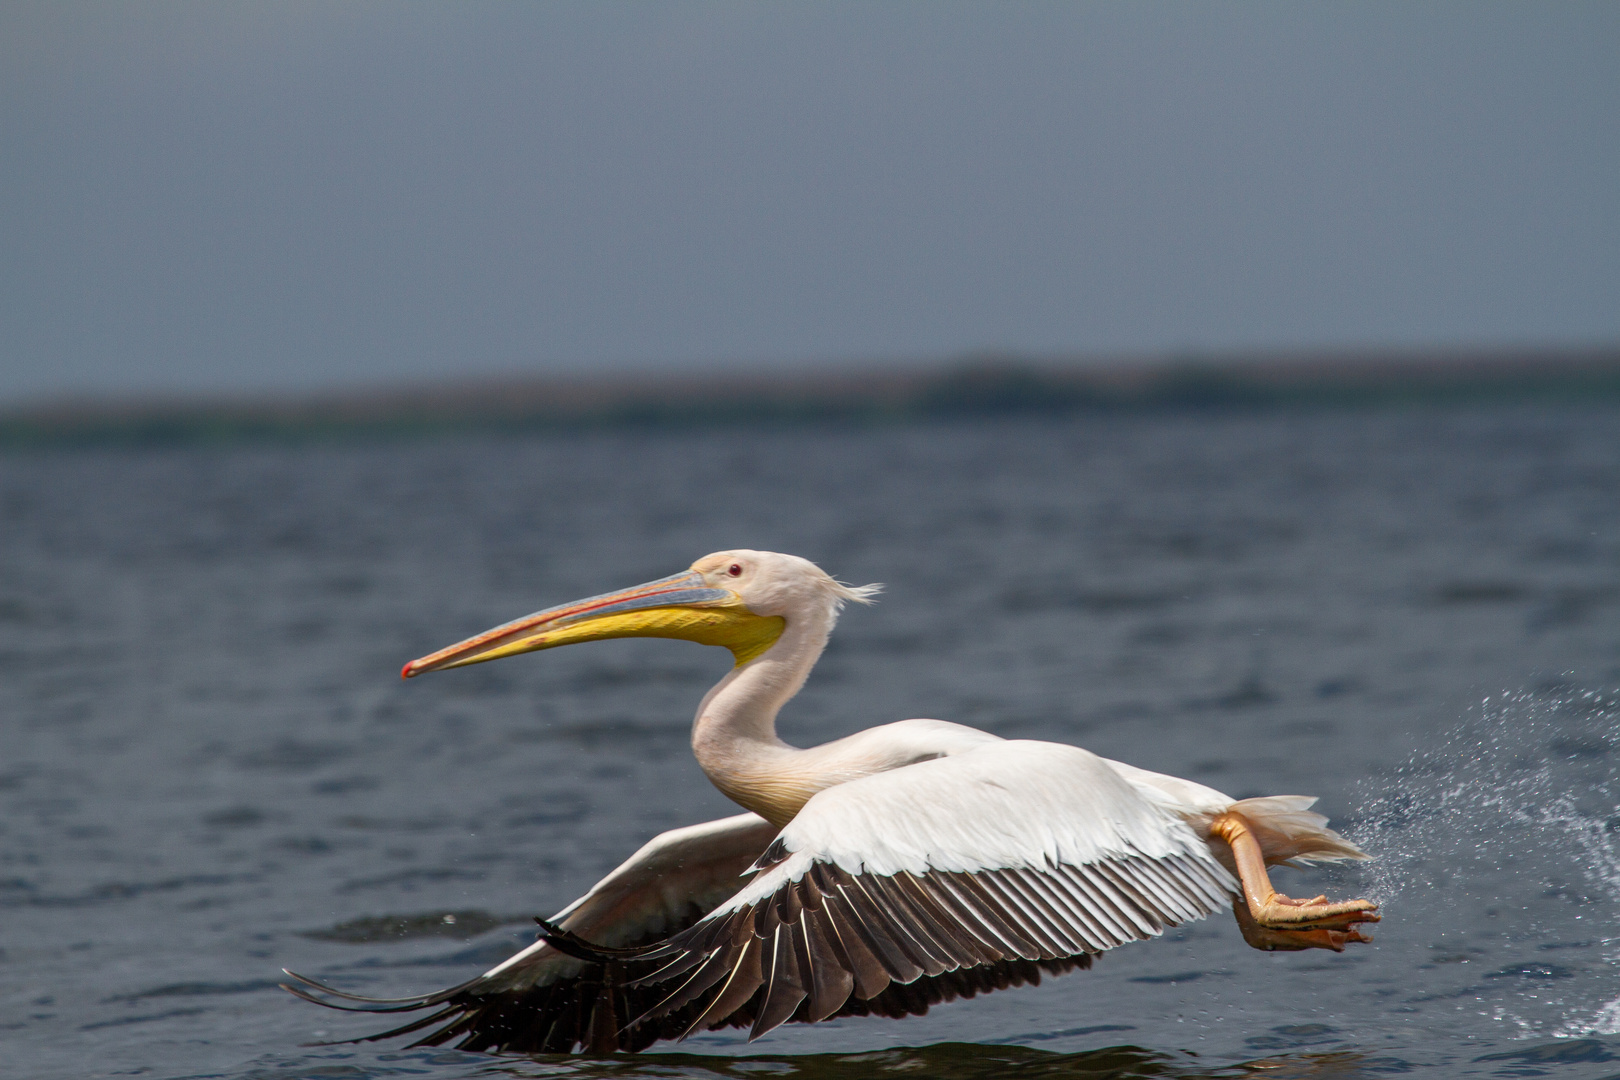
401 550 879 678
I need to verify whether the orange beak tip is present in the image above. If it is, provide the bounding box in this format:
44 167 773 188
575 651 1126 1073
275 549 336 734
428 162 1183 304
400 662 417 679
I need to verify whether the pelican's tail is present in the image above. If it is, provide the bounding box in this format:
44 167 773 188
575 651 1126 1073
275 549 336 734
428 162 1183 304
1227 795 1368 865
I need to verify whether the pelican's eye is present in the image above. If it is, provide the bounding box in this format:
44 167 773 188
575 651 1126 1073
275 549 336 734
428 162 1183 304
727 563 743 577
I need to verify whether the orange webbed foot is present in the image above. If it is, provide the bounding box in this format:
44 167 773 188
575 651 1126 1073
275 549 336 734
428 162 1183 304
1210 810 1381 953
1232 899 1375 951
1252 892 1379 931
1231 896 1378 951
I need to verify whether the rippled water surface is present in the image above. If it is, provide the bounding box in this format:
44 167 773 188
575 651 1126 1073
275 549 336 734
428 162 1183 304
6 406 1620 1078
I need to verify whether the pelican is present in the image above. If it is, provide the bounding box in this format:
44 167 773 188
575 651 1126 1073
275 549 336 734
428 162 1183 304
285 550 1378 1053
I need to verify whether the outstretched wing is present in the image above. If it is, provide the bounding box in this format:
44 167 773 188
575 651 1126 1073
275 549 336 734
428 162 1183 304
282 812 779 1053
566 741 1237 1042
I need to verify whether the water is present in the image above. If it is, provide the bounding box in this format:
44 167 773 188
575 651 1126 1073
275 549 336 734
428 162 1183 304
4 405 1620 1078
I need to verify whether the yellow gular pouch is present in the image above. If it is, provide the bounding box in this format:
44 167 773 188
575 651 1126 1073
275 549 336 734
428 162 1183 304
503 605 786 667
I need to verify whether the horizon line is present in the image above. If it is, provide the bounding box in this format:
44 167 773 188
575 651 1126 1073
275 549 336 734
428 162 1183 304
4 343 1618 448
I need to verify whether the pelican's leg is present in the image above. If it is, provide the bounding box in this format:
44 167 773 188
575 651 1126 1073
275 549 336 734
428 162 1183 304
1209 812 1378 952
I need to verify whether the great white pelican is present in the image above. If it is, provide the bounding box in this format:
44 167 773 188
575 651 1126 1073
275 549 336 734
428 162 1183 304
285 550 1378 1052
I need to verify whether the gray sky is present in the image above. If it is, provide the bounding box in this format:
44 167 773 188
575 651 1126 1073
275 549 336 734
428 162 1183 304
3 3 1616 405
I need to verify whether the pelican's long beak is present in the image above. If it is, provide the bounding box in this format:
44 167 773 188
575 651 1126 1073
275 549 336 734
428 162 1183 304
402 570 785 678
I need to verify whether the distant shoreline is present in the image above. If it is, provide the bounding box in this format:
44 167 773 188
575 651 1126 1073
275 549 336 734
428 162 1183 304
4 346 1618 447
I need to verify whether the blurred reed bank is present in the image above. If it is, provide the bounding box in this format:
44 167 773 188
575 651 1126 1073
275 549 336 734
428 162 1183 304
4 364 1620 1078
3 347 1619 446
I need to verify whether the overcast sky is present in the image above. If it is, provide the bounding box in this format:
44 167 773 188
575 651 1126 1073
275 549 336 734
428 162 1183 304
2 3 1616 404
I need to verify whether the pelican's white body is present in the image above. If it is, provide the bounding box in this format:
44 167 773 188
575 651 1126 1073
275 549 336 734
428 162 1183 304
472 551 1360 994
288 549 1368 1048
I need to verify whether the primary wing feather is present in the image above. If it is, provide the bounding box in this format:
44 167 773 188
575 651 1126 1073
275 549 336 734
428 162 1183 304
283 812 779 1053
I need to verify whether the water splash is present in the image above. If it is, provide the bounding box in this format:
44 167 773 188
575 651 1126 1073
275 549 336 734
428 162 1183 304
1345 684 1620 1039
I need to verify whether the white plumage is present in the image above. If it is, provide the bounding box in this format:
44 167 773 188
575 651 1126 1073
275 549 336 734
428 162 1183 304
285 550 1377 1053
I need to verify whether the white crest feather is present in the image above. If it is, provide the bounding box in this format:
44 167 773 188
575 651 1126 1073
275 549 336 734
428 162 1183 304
828 579 882 607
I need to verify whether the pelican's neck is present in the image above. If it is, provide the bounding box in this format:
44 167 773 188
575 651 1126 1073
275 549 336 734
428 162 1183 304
691 604 832 823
